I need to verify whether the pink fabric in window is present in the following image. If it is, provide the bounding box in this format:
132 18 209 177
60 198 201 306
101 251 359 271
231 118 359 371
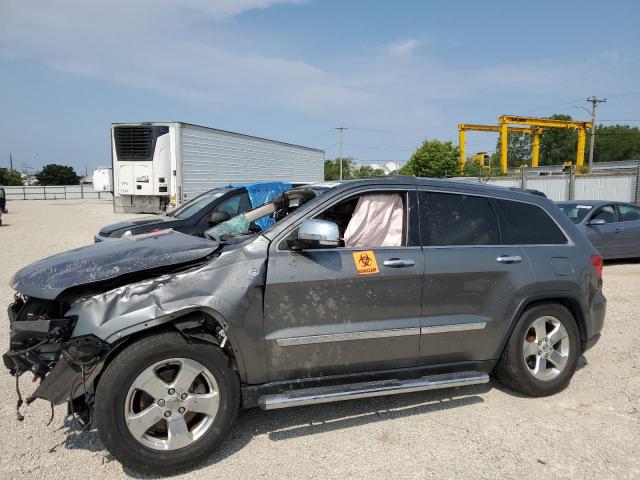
344 194 404 248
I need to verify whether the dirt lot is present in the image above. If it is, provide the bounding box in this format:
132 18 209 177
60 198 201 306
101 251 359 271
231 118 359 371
0 200 638 479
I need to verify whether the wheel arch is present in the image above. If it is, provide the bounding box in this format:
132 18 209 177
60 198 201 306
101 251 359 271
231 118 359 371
495 292 587 360
97 308 248 386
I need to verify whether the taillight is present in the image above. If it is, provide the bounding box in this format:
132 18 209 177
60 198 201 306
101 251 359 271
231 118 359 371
591 255 603 279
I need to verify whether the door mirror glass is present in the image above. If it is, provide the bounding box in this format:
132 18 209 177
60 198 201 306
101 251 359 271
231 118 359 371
209 211 231 226
588 218 606 226
291 219 340 250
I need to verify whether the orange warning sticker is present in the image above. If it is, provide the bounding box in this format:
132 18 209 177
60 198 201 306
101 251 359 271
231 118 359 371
352 250 379 275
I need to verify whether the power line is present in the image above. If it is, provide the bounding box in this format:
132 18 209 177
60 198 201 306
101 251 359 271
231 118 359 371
344 142 414 152
599 119 640 122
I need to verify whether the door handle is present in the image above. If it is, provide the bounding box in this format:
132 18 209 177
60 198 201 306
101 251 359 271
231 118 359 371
383 258 415 267
496 255 522 264
615 228 623 233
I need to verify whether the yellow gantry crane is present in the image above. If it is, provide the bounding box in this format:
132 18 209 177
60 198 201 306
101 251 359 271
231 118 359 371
458 116 593 174
498 116 592 174
458 124 544 173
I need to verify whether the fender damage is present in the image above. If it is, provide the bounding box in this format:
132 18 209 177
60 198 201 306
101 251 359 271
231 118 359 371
3 229 255 416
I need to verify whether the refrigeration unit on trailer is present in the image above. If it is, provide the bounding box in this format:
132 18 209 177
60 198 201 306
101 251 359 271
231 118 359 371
111 122 325 213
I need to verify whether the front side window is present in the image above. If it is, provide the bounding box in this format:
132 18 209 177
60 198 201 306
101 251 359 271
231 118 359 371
591 205 617 224
617 204 640 222
212 193 251 217
419 192 499 246
497 199 567 245
314 192 406 248
168 191 225 219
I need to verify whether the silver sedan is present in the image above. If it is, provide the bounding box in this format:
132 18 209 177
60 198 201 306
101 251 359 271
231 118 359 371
556 200 640 260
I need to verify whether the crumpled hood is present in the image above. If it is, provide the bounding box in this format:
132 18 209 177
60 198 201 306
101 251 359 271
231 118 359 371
11 230 219 300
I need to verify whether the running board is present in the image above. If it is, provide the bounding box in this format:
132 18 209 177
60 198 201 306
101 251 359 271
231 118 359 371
258 371 489 410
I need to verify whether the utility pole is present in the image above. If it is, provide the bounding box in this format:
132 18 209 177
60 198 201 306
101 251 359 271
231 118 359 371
586 96 606 173
335 127 348 180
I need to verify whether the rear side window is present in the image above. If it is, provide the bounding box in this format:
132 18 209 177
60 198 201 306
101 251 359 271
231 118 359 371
618 204 640 222
419 192 499 246
497 199 567 245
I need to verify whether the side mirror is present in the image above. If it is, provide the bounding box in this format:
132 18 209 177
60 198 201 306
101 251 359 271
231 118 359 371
588 218 606 226
291 219 340 250
209 211 231 226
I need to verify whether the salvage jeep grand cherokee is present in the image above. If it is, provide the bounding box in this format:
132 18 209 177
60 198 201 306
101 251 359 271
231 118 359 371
4 177 606 474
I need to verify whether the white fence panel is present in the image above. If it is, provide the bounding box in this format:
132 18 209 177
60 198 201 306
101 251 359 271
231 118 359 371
526 177 569 201
485 178 521 189
574 175 636 202
2 185 114 200
454 173 639 203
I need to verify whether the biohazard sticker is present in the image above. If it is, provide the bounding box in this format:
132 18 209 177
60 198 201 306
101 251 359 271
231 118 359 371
352 251 379 275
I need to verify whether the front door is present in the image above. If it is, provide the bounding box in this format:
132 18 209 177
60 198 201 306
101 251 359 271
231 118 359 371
584 205 623 258
417 191 534 364
263 188 423 381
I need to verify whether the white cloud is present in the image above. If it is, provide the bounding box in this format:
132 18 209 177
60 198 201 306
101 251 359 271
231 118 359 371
386 39 420 57
0 1 637 135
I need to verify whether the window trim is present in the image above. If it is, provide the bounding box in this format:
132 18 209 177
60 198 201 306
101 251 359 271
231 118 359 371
415 187 573 248
589 204 619 224
274 186 418 252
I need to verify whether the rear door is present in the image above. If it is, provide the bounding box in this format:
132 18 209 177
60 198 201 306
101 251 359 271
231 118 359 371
583 205 623 258
615 203 640 257
263 187 423 381
418 191 534 364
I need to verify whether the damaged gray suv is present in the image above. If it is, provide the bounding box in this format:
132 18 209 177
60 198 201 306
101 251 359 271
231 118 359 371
4 177 606 474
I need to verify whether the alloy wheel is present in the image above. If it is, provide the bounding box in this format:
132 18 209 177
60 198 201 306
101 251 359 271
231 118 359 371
124 358 220 450
522 316 570 381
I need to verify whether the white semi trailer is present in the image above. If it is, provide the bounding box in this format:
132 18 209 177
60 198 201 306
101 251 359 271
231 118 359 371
111 122 325 213
92 167 113 192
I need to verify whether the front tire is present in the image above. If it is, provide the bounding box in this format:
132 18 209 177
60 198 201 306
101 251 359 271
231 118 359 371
495 303 581 397
94 331 239 475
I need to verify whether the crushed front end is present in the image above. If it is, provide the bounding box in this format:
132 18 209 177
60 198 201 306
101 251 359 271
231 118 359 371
3 294 108 421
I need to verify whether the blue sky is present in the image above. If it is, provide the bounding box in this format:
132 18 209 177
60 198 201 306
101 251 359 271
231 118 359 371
1 0 639 173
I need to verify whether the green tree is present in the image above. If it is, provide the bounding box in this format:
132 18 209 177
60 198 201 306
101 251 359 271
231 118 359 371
403 139 460 178
590 124 640 162
538 114 578 166
324 157 355 180
351 165 386 178
35 164 81 185
504 132 532 166
0 168 23 186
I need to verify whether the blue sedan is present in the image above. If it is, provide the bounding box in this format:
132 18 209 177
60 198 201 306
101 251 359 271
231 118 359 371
556 200 640 260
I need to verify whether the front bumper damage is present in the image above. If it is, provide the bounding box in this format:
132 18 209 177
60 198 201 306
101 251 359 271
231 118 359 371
3 295 108 419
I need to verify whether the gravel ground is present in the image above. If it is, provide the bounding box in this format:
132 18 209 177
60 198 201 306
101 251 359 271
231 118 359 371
0 200 639 479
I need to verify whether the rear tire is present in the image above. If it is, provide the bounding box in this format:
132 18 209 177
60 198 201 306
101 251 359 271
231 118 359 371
94 331 239 475
495 303 580 397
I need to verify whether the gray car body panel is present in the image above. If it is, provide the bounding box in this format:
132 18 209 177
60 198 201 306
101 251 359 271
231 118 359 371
9 177 606 391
